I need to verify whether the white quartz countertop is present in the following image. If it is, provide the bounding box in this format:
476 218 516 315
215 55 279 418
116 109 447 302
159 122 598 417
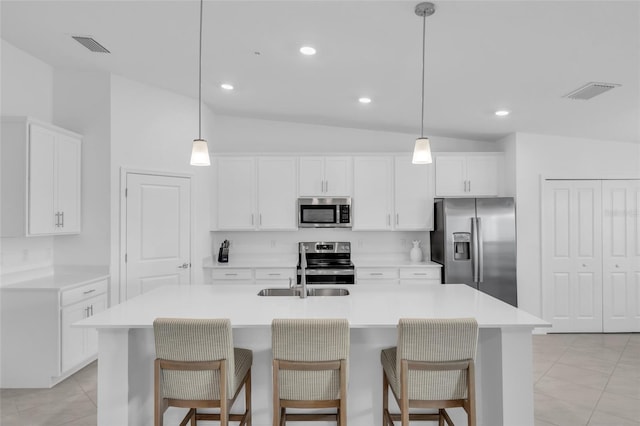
76 284 548 330
353 259 442 268
0 266 109 291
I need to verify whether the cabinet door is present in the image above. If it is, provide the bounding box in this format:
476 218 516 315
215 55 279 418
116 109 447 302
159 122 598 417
299 157 324 196
434 156 466 196
55 135 81 234
258 157 297 230
61 302 87 372
28 124 57 235
353 157 393 230
466 155 499 196
324 157 352 196
602 180 640 332
394 156 433 230
85 294 107 356
542 180 603 332
216 158 256 230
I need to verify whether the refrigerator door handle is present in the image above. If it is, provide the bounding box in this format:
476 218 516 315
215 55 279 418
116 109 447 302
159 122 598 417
471 217 479 283
477 217 484 283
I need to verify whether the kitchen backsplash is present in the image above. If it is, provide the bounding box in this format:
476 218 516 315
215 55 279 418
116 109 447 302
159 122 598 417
210 230 431 264
0 236 54 278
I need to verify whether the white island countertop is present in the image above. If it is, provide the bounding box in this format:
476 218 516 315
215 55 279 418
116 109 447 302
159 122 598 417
76 284 547 330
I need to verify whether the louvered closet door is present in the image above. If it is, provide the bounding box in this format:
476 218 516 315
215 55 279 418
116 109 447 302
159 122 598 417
542 180 603 332
602 180 640 332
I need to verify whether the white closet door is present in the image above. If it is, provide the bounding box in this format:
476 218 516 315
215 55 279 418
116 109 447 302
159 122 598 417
542 180 603 332
602 180 640 332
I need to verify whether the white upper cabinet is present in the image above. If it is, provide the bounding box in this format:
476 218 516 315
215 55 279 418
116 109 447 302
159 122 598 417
394 155 434 230
353 155 434 231
434 154 501 197
299 156 352 196
213 156 297 231
257 157 297 230
215 157 256 230
353 157 394 230
1 117 81 236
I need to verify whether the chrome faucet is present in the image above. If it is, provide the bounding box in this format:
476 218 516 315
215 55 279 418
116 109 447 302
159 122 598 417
299 243 308 299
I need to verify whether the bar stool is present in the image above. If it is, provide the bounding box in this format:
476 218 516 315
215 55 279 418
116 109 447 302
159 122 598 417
153 318 252 426
381 318 478 426
271 318 350 425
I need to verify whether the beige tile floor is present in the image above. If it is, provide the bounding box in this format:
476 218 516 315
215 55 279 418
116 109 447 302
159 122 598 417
1 333 638 426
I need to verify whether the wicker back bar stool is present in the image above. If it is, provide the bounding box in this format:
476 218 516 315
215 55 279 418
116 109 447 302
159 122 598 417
153 318 252 426
271 318 350 425
381 318 479 426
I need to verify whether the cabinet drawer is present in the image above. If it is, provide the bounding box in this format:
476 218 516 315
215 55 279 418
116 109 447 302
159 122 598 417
255 268 295 280
399 268 441 280
211 269 253 281
356 268 399 280
61 279 108 307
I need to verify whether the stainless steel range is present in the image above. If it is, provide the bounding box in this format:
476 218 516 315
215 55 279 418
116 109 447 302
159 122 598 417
297 241 355 285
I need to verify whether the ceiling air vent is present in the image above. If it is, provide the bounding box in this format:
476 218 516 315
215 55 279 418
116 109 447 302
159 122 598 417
563 82 620 100
72 36 110 53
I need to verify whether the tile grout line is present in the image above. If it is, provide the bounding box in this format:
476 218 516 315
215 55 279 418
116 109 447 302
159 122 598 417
582 334 630 426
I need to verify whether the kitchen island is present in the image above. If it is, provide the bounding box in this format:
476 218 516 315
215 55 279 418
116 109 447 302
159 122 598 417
76 283 548 426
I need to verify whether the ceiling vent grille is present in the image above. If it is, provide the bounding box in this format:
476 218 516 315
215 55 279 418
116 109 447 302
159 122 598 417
563 82 620 100
72 36 110 53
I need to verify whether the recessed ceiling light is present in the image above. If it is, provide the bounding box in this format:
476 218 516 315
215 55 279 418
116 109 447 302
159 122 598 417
220 83 234 90
495 110 510 117
299 46 316 56
358 97 372 104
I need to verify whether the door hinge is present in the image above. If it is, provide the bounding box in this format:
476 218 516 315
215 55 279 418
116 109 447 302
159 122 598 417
125 188 128 197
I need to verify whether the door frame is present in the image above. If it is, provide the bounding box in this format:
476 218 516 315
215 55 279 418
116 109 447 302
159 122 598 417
119 167 194 304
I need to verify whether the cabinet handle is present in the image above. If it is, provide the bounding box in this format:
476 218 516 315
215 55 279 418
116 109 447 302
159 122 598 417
268 273 281 276
260 214 262 226
61 211 64 227
55 212 60 227
396 213 399 226
83 289 96 295
370 272 383 276
413 273 428 276
84 306 90 317
387 214 391 226
90 304 94 316
468 181 471 192
251 214 254 225
325 181 329 193
225 273 238 276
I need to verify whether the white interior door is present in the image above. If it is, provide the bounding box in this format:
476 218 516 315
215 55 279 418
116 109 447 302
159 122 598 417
542 180 603 332
602 180 640 332
125 173 191 300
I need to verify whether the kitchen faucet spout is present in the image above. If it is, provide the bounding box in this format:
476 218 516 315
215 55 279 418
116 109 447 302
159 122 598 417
299 243 308 299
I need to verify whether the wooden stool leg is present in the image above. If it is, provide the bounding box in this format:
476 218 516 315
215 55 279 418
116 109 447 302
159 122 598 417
245 369 252 426
382 371 389 426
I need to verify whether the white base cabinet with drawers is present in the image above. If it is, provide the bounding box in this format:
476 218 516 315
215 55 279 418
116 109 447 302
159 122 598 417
356 266 441 285
0 277 108 388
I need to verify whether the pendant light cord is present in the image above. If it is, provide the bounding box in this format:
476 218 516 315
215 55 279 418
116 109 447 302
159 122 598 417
198 0 203 140
420 11 426 139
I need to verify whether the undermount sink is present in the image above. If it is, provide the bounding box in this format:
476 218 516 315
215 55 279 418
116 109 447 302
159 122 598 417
257 287 350 297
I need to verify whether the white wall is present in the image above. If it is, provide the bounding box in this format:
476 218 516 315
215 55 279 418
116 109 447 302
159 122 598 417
210 114 500 153
52 70 111 268
514 132 640 317
0 40 55 275
109 75 214 303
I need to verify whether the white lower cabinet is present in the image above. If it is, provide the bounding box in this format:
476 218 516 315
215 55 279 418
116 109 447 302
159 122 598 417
0 276 109 388
209 267 295 286
357 266 441 285
211 268 254 285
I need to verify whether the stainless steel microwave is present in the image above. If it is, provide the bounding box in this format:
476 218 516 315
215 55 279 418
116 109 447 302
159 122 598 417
298 197 352 228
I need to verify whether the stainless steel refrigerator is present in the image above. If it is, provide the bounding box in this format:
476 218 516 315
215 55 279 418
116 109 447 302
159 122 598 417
430 197 517 307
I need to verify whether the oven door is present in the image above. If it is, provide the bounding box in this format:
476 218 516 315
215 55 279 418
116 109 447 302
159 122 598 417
297 268 355 284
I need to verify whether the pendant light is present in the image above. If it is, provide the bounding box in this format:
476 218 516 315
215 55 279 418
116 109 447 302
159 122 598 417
412 2 435 164
190 0 211 166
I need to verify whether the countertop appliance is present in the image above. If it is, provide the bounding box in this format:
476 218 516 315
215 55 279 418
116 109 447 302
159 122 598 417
297 241 355 285
431 197 517 306
298 197 352 228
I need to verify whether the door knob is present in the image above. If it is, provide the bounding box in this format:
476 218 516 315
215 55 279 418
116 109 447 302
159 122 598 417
177 263 190 269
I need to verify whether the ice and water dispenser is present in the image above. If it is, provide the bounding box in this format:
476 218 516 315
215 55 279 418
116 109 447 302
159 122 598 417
452 232 471 260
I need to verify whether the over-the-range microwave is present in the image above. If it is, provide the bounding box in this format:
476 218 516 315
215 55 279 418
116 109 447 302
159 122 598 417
298 197 352 228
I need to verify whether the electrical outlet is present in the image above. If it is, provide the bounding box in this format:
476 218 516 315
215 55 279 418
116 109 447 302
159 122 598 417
270 240 276 248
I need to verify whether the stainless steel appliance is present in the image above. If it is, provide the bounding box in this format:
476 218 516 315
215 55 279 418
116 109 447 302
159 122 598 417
431 197 517 306
298 197 352 228
297 241 355 285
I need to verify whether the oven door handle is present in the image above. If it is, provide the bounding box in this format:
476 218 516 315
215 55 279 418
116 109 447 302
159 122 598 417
303 269 355 275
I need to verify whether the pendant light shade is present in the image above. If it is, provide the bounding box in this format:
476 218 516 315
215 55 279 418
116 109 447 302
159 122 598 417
412 137 432 164
190 0 211 166
190 139 210 166
412 2 435 165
